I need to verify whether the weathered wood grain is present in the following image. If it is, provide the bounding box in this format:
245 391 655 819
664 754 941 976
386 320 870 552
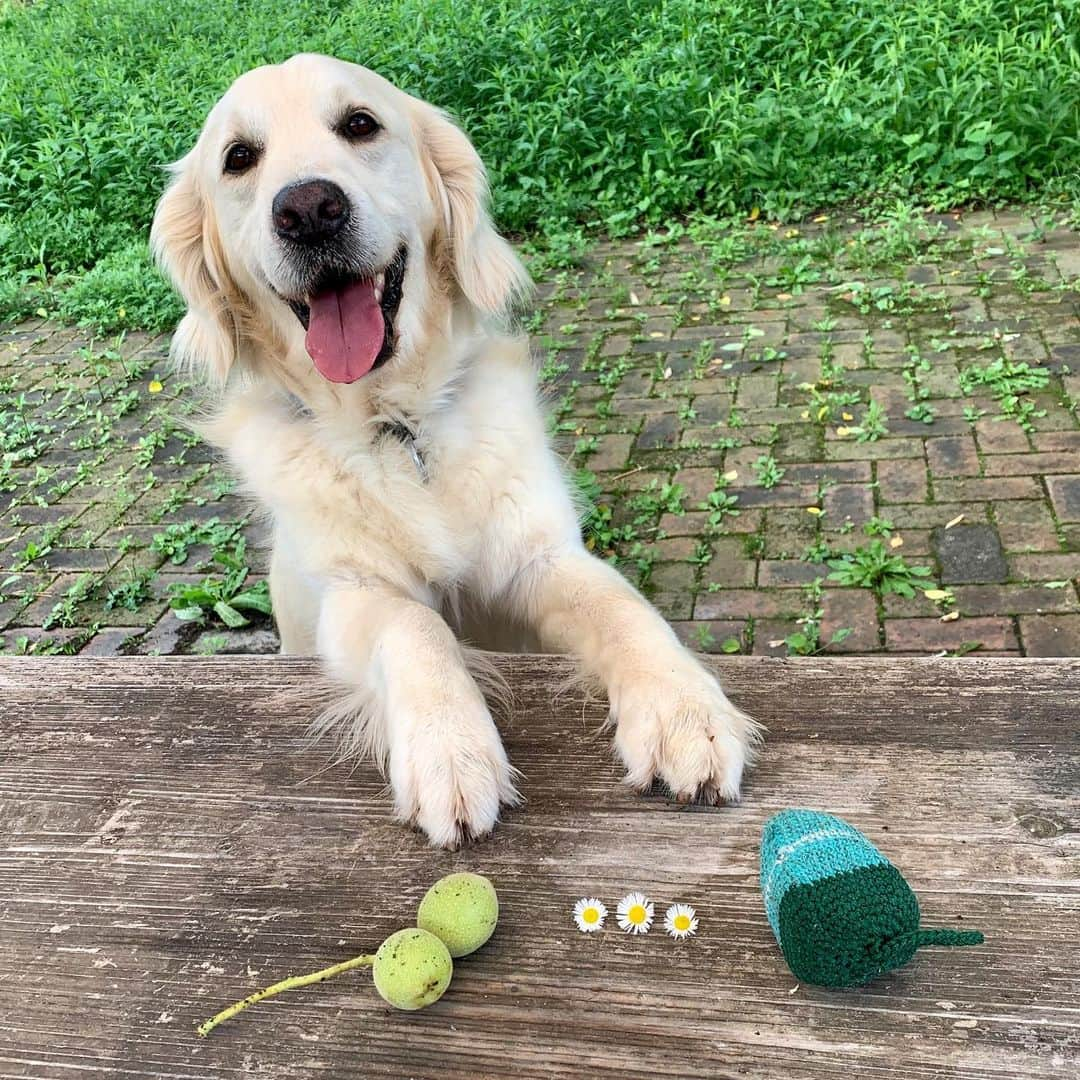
0 656 1077 1080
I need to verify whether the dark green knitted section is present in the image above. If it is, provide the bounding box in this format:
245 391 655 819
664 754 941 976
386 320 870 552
776 862 922 987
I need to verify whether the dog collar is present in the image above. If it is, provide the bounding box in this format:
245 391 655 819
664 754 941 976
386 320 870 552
283 392 427 481
380 419 428 482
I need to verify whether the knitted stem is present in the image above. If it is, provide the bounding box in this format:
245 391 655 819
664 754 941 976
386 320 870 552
913 928 985 948
197 953 376 1037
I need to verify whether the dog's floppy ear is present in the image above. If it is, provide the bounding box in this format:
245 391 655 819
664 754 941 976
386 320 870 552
417 106 531 317
150 154 239 382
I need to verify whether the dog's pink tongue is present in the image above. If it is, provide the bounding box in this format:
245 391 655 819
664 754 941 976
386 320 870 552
305 279 384 383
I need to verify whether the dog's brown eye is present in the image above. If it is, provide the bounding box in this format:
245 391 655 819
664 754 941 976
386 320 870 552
343 110 379 141
224 143 257 174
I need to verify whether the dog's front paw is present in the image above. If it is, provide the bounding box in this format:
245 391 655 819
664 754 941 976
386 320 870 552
388 694 519 849
610 658 759 803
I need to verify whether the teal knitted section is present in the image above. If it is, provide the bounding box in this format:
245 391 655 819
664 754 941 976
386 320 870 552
760 809 888 937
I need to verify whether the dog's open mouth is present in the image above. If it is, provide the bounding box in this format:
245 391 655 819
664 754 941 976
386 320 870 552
286 245 407 384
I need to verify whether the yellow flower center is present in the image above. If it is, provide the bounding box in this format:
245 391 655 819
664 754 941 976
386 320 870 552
628 904 647 924
583 907 600 924
673 913 691 931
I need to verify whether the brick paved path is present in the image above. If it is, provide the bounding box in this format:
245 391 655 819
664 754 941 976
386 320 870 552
2 207 1078 656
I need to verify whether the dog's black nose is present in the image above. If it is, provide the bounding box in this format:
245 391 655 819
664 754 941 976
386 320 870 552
272 179 349 244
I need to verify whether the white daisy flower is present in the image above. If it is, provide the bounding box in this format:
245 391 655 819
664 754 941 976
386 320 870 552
572 897 608 933
616 892 654 934
664 903 698 940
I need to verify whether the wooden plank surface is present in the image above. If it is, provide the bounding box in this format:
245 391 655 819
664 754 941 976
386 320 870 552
0 656 1077 1080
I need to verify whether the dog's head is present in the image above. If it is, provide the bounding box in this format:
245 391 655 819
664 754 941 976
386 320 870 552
151 54 529 384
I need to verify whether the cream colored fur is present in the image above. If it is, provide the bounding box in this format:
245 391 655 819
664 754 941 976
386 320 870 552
151 54 759 847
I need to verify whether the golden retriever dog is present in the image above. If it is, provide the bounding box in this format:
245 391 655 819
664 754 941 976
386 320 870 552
151 54 758 847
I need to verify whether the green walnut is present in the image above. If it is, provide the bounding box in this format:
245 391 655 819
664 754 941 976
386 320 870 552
372 928 453 1010
416 872 499 958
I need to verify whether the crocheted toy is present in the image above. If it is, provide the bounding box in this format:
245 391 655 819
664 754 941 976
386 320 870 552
760 809 984 987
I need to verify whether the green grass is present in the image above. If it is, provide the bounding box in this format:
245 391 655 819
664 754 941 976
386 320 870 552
1 0 1078 331
167 538 272 628
959 355 1052 431
827 541 934 599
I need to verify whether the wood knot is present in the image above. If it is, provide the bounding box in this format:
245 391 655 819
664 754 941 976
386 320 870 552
1017 812 1068 839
